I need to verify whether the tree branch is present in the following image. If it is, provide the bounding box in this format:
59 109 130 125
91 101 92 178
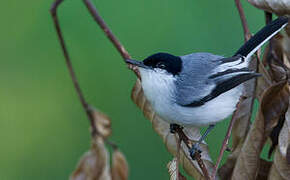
82 0 140 78
212 97 245 178
174 127 211 180
50 0 97 136
234 0 251 41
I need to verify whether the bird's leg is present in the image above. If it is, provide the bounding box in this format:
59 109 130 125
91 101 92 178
170 123 182 134
189 124 215 159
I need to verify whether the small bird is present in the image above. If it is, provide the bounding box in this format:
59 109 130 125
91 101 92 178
126 16 288 157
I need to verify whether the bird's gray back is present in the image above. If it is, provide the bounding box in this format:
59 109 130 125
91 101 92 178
175 52 224 105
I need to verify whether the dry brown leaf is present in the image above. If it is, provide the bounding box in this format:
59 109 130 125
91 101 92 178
70 136 111 180
282 24 290 72
256 64 272 101
71 107 129 180
111 150 129 180
256 159 272 180
131 79 214 179
269 115 286 158
265 34 286 83
167 158 187 180
89 106 112 138
268 101 290 180
247 0 290 16
167 158 179 180
231 81 289 180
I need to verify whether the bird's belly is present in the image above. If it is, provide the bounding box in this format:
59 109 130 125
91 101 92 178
152 85 243 127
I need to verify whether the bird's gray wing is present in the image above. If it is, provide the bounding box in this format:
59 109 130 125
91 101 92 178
175 53 259 107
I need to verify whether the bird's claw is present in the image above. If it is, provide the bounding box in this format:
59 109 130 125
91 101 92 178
170 124 182 134
189 143 202 159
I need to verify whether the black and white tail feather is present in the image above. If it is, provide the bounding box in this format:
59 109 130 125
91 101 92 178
186 16 288 107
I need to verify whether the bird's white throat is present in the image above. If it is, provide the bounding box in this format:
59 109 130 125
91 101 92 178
139 67 177 118
139 67 176 104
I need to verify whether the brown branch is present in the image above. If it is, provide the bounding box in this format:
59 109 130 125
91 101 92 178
234 0 251 41
211 97 245 179
82 0 140 78
175 127 211 180
50 0 97 136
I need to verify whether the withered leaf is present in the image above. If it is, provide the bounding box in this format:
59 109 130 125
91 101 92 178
89 106 112 138
256 159 272 180
232 81 289 180
167 158 179 180
70 137 111 180
268 101 290 179
247 0 290 16
167 158 187 180
287 145 290 164
131 79 214 179
256 63 272 101
269 114 286 158
111 150 129 180
265 33 286 83
71 107 129 180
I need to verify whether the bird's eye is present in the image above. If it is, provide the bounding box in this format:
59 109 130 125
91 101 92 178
156 62 166 69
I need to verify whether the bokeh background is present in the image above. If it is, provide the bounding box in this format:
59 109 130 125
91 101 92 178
1 0 267 179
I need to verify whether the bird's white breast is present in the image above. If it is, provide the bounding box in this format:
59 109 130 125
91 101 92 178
139 68 243 127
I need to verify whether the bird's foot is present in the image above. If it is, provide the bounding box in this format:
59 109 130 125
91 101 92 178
170 124 182 134
189 143 202 159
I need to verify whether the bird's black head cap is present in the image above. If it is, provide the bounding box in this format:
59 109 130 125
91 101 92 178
143 53 182 75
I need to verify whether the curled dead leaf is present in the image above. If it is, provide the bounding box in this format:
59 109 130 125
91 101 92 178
282 25 290 71
232 81 289 180
131 79 214 179
247 0 290 16
257 159 273 180
70 137 111 180
167 158 187 180
167 158 178 180
89 106 112 138
71 107 129 180
264 33 286 83
111 150 129 180
268 101 290 179
269 115 286 158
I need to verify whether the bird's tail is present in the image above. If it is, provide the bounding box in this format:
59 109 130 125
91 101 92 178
234 16 288 59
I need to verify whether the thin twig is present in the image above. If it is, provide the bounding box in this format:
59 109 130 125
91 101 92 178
175 127 211 180
50 0 97 136
82 0 140 78
234 0 251 41
212 98 244 178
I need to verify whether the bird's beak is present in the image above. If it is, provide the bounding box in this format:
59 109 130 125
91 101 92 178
126 59 150 69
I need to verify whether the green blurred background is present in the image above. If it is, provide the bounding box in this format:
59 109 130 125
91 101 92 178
1 0 265 179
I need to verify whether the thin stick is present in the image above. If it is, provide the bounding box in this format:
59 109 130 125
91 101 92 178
234 0 251 41
212 98 244 178
175 127 211 180
50 0 97 136
82 0 140 78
